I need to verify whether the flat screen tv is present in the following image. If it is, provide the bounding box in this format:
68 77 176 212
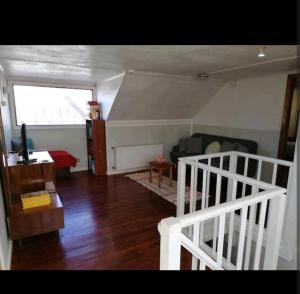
17 123 37 164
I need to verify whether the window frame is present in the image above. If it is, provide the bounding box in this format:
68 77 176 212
8 80 97 130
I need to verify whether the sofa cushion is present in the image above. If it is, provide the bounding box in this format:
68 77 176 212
221 141 237 152
186 138 203 154
192 133 257 155
171 133 258 179
205 141 221 154
236 143 250 153
179 138 188 152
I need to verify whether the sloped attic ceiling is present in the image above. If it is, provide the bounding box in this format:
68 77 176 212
97 73 125 120
103 72 226 120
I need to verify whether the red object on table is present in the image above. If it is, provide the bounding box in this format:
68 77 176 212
48 150 78 168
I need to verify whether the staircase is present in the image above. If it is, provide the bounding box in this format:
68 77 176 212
158 151 294 270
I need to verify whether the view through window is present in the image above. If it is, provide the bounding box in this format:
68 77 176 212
13 85 93 126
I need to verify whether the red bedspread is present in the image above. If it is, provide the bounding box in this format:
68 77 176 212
48 150 78 168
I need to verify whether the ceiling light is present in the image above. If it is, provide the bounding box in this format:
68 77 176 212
197 73 209 80
258 47 266 58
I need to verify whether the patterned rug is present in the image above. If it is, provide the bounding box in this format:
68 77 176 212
125 171 204 205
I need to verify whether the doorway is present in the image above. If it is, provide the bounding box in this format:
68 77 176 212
277 73 299 186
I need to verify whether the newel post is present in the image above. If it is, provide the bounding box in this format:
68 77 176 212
226 152 238 202
263 193 287 269
177 160 186 216
159 217 182 270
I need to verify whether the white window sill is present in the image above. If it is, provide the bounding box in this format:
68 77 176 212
13 125 86 130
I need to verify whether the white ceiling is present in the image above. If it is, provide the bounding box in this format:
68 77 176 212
0 45 298 84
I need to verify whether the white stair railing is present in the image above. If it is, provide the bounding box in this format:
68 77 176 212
177 151 293 217
158 187 286 270
159 151 293 270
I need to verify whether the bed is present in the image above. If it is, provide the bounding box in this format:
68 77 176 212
48 150 78 179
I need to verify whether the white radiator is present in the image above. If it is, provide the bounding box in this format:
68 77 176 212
113 143 163 171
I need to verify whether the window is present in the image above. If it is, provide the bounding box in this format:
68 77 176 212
12 84 93 126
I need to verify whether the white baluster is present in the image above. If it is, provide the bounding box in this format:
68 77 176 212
193 165 198 212
189 165 195 214
177 161 186 216
206 158 211 208
236 206 248 270
199 170 207 244
226 153 237 202
244 201 256 270
226 180 237 265
188 165 196 239
199 260 206 270
192 222 200 270
213 174 222 253
257 159 262 181
191 162 199 268
242 157 249 197
217 213 226 266
253 199 268 270
201 170 207 211
271 163 278 185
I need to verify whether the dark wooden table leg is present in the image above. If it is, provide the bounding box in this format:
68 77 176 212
158 168 162 188
18 239 22 249
169 166 173 187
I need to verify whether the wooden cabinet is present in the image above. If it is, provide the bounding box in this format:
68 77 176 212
7 151 55 203
9 194 64 240
86 119 107 175
6 151 64 241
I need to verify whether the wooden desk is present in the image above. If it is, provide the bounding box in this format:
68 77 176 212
7 151 56 204
6 151 64 241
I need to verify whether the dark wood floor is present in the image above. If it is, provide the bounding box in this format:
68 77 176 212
11 171 193 270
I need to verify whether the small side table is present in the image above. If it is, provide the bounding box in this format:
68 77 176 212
148 161 174 188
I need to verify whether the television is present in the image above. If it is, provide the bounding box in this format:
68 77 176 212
17 123 37 164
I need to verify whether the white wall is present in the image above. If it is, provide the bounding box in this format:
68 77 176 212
97 73 125 120
12 127 88 171
192 72 294 158
0 69 12 152
0 66 12 270
105 120 191 174
102 73 225 174
193 72 289 131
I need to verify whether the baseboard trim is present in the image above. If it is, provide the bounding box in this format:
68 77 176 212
70 166 88 172
106 166 149 175
106 119 192 127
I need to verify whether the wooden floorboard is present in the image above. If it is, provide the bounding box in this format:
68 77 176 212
11 171 193 270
